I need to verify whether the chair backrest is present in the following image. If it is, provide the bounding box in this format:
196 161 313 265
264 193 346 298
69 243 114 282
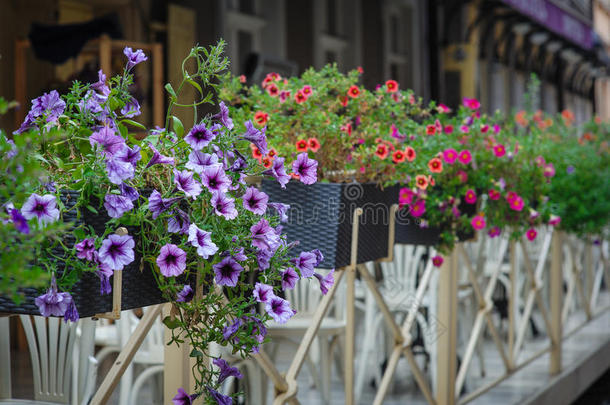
284 270 344 318
19 315 96 405
379 245 427 294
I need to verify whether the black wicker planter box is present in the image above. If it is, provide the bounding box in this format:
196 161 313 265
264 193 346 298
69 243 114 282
0 191 165 318
262 179 399 269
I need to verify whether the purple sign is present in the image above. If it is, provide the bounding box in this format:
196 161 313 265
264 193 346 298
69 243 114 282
501 0 594 50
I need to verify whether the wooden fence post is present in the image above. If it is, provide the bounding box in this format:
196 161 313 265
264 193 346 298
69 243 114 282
550 231 563 375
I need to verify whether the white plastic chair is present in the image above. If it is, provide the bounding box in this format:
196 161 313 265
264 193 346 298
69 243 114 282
0 315 97 405
267 271 346 405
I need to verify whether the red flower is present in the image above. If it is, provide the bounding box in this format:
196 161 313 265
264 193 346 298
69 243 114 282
295 90 307 104
488 189 500 200
339 96 349 107
266 83 279 97
308 137 321 152
254 111 269 126
302 85 313 96
375 144 389 159
267 148 278 159
251 145 263 160
262 75 273 88
261 156 273 168
392 150 406 163
295 139 309 152
428 158 443 173
357 66 364 74
239 75 247 83
405 146 416 162
340 123 352 136
444 124 454 134
385 80 398 93
415 175 428 190
426 125 436 135
348 85 360 98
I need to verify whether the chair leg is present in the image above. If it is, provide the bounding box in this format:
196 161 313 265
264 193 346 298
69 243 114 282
319 337 331 405
128 365 164 405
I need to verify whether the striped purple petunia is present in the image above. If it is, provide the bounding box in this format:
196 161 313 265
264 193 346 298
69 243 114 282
104 194 134 218
21 193 60 225
213 256 244 287
265 295 296 324
98 234 135 271
173 169 202 199
187 224 218 259
242 187 269 215
210 192 238 220
157 243 187 277
184 123 219 150
292 153 318 185
200 164 232 195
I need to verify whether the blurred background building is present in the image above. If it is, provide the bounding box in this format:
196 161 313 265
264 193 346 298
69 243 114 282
1 0 608 131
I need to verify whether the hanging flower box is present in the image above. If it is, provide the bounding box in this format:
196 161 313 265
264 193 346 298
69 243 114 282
262 179 399 269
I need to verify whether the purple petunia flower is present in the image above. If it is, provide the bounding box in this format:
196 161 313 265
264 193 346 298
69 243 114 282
187 224 218 259
120 183 139 201
206 387 232 405
281 267 299 290
92 69 110 96
184 123 218 150
157 243 187 277
185 150 218 173
213 358 243 384
201 164 232 195
229 155 247 172
242 187 269 215
567 165 575 174
265 296 296 324
292 251 317 278
124 47 148 69
214 101 234 130
104 194 134 218
312 249 324 267
167 209 190 234
89 126 126 156
250 219 281 252
21 193 60 225
257 248 273 270
115 144 141 166
146 143 175 168
98 234 135 271
253 282 274 303
35 277 72 318
147 190 181 219
211 192 238 220
97 262 113 295
76 238 96 261
120 98 141 117
106 157 135 185
313 269 335 295
263 157 291 188
268 202 290 222
176 285 194 303
172 388 199 405
213 256 244 287
223 318 243 340
63 300 79 323
292 153 318 185
22 90 65 125
242 120 268 155
173 169 202 199
232 247 247 262
9 208 30 234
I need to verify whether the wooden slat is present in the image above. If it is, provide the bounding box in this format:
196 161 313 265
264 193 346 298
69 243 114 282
0 317 11 399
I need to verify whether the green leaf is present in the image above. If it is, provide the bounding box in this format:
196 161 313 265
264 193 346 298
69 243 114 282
172 116 184 138
187 79 203 96
189 348 204 358
162 316 181 330
165 83 177 100
86 205 98 214
121 119 147 130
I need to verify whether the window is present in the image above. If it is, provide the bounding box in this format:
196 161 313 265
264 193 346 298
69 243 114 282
224 1 267 75
383 0 420 91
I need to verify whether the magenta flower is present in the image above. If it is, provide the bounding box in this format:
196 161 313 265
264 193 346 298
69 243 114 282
89 126 125 156
106 157 135 185
463 97 480 109
184 123 218 150
186 150 218 173
292 251 317 278
172 388 199 405
458 150 472 164
213 256 244 287
187 224 218 259
21 193 60 225
432 256 444 267
213 358 243 384
526 228 537 241
410 199 426 218
9 208 30 234
281 267 299 290
243 187 269 215
157 244 187 277
543 163 556 178
242 120 268 155
265 296 296 324
123 47 147 69
146 143 175 168
148 190 181 219
313 269 334 295
493 144 506 157
443 148 458 164
251 218 281 252
509 196 524 211
292 153 318 185
269 202 290 222
173 169 202 199
214 101 234 130
264 157 291 188
176 285 194 303
253 282 274 303
471 214 486 230
211 192 238 220
464 189 477 204
201 164 232 195
488 226 501 238
549 215 561 226
104 194 134 218
98 234 135 271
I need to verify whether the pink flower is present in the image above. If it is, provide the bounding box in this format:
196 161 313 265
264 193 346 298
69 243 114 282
488 189 501 200
543 163 555 177
488 226 501 238
444 124 454 134
534 155 546 167
438 104 451 113
549 215 561 226
480 124 489 133
456 170 468 183
399 187 415 206
509 196 524 211
493 124 501 134
463 97 480 109
460 125 470 133
458 150 472 164
432 255 444 267
471 214 486 230
443 148 458 164
464 189 477 204
410 199 426 217
526 228 537 241
493 144 506 157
